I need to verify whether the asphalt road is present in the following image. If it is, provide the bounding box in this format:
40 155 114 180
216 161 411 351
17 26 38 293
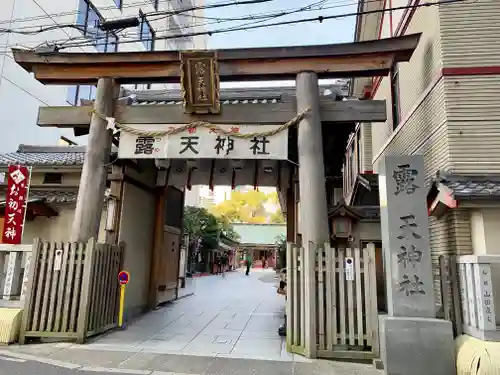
0 354 148 375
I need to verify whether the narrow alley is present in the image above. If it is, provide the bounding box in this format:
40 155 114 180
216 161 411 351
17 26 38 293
84 268 290 360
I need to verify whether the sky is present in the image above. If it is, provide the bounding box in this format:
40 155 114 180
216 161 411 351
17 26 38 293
198 0 358 87
202 0 358 49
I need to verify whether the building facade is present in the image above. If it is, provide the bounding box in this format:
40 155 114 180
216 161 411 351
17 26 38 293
348 0 500 303
0 0 206 152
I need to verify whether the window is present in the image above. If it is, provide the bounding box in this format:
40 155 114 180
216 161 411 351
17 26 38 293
391 64 401 130
66 85 96 106
139 11 155 50
70 1 118 106
349 143 355 186
356 130 361 174
43 173 62 184
77 0 119 53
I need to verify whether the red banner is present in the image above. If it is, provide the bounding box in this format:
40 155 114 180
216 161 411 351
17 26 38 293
2 165 30 244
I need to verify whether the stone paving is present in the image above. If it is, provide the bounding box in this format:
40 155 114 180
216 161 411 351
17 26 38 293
1 268 382 374
80 268 293 361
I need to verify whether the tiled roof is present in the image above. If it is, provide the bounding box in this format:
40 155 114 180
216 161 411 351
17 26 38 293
125 84 350 106
436 172 500 200
232 223 286 245
0 190 78 205
0 145 85 167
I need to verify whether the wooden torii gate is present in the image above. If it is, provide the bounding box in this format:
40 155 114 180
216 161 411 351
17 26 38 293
12 32 420 358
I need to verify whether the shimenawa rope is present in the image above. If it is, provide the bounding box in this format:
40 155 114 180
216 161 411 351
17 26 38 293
91 107 311 139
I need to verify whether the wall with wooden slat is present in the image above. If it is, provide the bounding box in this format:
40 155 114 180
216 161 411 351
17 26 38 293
373 78 450 181
360 123 373 172
444 75 500 174
439 0 500 68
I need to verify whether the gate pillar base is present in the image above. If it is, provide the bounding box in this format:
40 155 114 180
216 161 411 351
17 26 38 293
380 316 455 375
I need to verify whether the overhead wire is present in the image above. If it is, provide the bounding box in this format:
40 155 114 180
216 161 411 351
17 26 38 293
0 0 358 51
57 0 473 51
0 0 340 35
0 0 473 55
0 0 273 28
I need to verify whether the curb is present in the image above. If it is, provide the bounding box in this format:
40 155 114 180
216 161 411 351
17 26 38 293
0 349 175 374
176 292 195 301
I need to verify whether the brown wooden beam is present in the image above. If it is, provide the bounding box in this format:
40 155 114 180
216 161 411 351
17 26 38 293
108 171 156 194
13 34 421 84
37 100 386 128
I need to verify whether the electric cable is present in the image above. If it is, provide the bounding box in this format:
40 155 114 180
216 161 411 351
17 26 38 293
57 0 474 51
0 0 475 54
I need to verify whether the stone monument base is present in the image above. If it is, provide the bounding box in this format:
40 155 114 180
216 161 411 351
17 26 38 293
380 316 456 375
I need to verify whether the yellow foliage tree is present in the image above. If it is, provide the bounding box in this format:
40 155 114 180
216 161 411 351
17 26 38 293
209 189 285 224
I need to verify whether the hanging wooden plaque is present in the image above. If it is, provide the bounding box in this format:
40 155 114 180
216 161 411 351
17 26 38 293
180 51 220 115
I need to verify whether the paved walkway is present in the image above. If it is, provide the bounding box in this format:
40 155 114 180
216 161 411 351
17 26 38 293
1 269 381 374
83 268 292 361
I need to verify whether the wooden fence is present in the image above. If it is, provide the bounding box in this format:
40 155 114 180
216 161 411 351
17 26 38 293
19 238 124 344
286 242 379 360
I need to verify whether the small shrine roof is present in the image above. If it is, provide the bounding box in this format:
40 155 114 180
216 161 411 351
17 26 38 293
430 171 500 200
233 223 286 245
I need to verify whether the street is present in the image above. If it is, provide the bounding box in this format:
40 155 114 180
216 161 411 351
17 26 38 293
0 354 125 375
0 270 381 375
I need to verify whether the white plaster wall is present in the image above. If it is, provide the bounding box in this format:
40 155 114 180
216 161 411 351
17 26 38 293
21 204 107 243
470 210 486 255
0 0 206 152
469 208 500 324
470 208 500 256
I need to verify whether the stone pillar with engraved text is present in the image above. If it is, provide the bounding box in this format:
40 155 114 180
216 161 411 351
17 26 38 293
378 155 455 375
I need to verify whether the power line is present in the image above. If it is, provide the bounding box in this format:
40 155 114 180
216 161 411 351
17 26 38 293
0 0 473 54
0 0 170 26
58 0 472 51
0 0 346 46
0 0 268 28
0 0 388 42
147 0 274 19
0 0 331 34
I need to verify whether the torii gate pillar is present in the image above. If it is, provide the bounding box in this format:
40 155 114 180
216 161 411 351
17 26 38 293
71 77 117 242
295 71 330 358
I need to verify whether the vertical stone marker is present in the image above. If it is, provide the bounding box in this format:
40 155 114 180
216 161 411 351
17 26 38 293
379 155 435 317
378 155 456 375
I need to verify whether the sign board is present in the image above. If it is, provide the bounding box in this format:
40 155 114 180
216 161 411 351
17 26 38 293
2 165 31 244
118 271 130 285
118 124 288 160
345 257 354 281
180 51 220 114
54 249 63 271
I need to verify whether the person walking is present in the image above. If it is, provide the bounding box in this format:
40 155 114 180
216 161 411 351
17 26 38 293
245 253 252 276
221 252 229 278
215 254 222 275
